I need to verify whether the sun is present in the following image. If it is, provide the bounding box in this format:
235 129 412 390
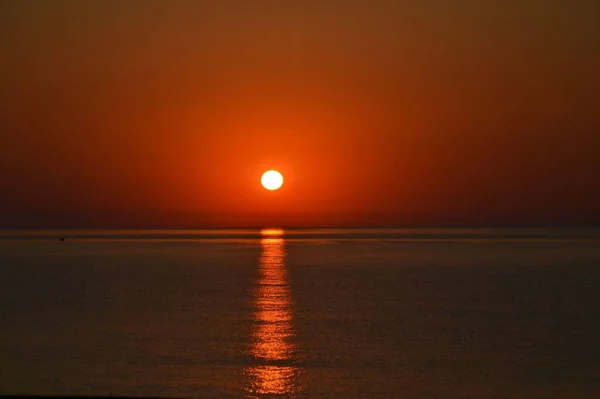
261 170 284 191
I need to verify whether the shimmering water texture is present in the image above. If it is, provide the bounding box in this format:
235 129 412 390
245 229 301 396
1 228 600 398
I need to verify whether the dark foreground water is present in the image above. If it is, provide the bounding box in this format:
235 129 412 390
1 228 600 398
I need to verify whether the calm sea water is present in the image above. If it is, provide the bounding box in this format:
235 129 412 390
1 228 600 398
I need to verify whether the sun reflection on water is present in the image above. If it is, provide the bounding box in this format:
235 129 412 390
245 228 301 397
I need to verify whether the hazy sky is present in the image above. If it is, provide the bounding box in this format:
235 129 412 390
1 1 599 227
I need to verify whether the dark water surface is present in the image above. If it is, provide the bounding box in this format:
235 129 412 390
1 228 600 398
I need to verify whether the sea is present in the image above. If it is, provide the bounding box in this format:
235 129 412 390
1 228 599 398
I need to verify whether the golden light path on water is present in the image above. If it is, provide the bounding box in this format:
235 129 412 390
245 228 301 397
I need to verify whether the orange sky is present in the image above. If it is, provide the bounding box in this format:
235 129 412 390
1 1 599 227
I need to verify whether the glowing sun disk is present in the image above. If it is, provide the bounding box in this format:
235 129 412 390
261 170 283 191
